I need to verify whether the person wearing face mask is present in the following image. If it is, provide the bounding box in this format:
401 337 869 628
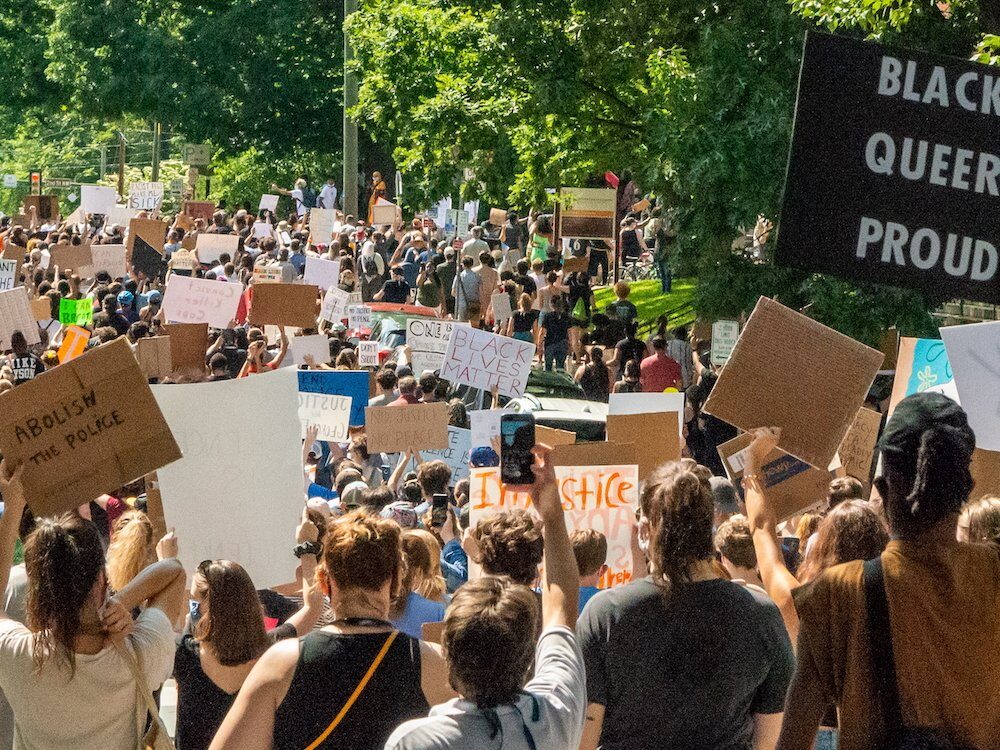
359 241 386 302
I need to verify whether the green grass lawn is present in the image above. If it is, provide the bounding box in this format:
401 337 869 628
593 278 697 329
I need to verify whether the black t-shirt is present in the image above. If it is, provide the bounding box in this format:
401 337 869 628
380 278 410 304
542 312 572 345
514 273 537 296
615 337 647 369
577 578 794 750
512 309 538 333
174 626 296 750
8 353 44 385
272 630 428 750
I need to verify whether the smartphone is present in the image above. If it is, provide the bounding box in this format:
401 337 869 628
500 413 536 485
431 494 449 528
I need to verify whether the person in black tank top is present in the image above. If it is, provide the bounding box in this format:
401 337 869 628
209 510 454 750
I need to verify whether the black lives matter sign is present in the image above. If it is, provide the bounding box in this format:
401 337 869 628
777 32 1000 303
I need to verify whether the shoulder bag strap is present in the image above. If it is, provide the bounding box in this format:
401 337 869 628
304 630 399 750
115 641 176 750
862 557 904 743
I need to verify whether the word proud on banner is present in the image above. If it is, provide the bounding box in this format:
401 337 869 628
470 465 639 588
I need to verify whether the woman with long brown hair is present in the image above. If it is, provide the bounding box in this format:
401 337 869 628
389 530 447 639
0 461 185 749
174 509 324 749
210 510 453 750
577 458 794 750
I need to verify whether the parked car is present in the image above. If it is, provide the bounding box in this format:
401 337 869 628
365 304 440 364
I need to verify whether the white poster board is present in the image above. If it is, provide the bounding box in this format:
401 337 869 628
348 305 372 330
608 391 685 438
290 334 330 366
80 185 118 215
128 182 164 211
440 326 534 397
0 259 17 291
298 386 352 441
470 409 508 448
320 287 360 324
405 426 472 483
304 257 341 291
407 318 464 375
711 320 740 366
941 321 1000 451
83 244 128 279
359 340 379 367
162 275 242 329
195 234 240 265
259 194 279 212
152 369 304 587
105 205 139 228
309 208 337 243
491 293 512 323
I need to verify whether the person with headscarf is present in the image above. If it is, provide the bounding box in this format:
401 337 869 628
772 392 1000 749
359 240 386 302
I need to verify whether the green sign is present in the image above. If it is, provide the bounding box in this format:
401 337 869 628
58 298 93 326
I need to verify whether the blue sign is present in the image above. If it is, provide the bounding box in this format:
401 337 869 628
297 370 370 426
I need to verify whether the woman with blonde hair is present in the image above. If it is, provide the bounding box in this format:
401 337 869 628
958 495 1000 546
389 530 446 638
106 510 156 593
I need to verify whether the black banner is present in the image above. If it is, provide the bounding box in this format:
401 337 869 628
776 32 1000 303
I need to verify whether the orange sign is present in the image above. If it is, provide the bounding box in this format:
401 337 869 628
57 326 91 363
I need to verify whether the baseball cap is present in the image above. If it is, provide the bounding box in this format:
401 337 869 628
340 480 369 509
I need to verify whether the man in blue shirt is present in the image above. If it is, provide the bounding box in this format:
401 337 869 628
572 528 608 613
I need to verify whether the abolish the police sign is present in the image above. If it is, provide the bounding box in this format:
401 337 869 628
777 32 1000 303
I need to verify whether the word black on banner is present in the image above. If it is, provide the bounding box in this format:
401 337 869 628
777 32 1000 304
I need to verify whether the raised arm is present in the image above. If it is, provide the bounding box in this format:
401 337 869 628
282 509 323 636
0 462 26 620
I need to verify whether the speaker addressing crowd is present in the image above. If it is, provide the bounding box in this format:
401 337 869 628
0 169 998 750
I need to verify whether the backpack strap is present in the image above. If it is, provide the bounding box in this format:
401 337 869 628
862 557 904 743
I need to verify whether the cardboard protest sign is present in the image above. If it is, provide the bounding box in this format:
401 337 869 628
606 412 680 481
470 464 639 588
440 326 534 398
491 293 512 323
298 370 370 426
319 287 360 324
608 391 685 438
183 201 215 221
49 242 93 271
152 368 303 587
558 187 617 240
162 323 209 374
195 233 240 265
31 297 52 321
711 320 740 366
162 275 241 329
489 208 507 227
127 218 168 277
941 321 1000 451
777 32 1000 303
551 441 637 468
0 259 17 291
135 336 173 379
309 208 337 242
718 432 831 520
358 340 379 367
304 257 341 291
250 283 318 329
703 297 883 469
887 337 958 415
23 195 59 220
348 305 372 330
971 448 1000 498
561 255 589 275
879 328 899 372
371 202 398 226
837 407 882 490
58 297 93 326
0 288 41 350
290 334 330 366
258 194 279 212
57 326 90 363
80 185 118 215
406 426 472 483
407 318 464 374
83 244 128 279
535 425 577 448
0 338 181 516
365 403 450 453
128 182 164 211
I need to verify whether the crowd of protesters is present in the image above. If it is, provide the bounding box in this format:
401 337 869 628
0 181 998 750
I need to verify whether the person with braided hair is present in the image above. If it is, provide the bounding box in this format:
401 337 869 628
577 458 793 750
777 392 1000 750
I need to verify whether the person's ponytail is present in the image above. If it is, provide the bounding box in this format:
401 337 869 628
24 515 105 674
902 425 974 529
640 460 715 592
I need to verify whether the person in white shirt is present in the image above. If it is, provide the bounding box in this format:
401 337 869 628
319 178 339 210
271 179 309 218
0 461 185 750
385 444 586 750
461 226 490 259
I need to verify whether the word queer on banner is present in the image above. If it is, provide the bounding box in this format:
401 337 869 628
470 465 639 588
440 326 534 398
777 32 1000 303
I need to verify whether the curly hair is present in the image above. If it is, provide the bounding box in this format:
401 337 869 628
106 510 155 592
472 510 544 586
322 509 403 596
443 576 539 708
416 460 451 498
959 495 1000 546
24 515 106 674
797 500 889 583
640 459 715 590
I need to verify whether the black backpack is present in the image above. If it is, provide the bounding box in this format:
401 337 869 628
300 186 319 209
